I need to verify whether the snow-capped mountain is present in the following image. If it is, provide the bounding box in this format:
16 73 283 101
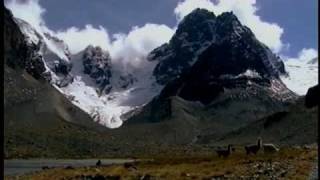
59 46 162 128
145 9 294 105
14 18 73 87
281 57 318 95
128 9 297 127
11 14 162 128
149 9 285 85
8 7 308 130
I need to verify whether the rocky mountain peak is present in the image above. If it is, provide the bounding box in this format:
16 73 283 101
82 45 112 93
215 12 252 39
84 45 110 60
217 11 238 22
187 8 216 18
176 8 216 33
149 9 218 84
149 9 285 85
10 13 73 85
143 8 294 107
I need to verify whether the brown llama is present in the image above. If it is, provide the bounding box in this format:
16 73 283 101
244 138 262 155
215 144 233 158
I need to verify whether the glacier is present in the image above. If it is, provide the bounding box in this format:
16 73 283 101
281 58 318 96
15 17 163 128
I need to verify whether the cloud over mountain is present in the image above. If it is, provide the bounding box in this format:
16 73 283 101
5 0 46 32
55 25 112 54
5 0 316 66
174 0 286 53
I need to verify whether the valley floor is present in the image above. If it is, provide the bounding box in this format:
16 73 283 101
5 146 317 180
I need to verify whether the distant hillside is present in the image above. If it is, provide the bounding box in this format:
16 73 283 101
209 97 317 146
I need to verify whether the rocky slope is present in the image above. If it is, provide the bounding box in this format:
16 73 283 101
213 95 317 146
4 8 84 125
4 8 46 80
13 17 73 87
4 7 115 158
305 84 319 108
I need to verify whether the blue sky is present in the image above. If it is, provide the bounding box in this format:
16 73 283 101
37 0 318 57
5 0 318 58
256 0 318 57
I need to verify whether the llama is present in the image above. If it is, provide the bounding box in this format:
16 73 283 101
215 144 233 158
232 147 236 152
96 160 102 166
244 138 262 155
263 143 279 153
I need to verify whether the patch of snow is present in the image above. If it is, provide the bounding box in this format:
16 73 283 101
14 18 42 45
281 59 318 95
15 17 70 63
42 36 69 62
236 69 261 78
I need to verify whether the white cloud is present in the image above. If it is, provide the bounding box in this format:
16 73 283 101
55 25 112 54
5 0 175 73
174 0 286 53
295 48 318 61
283 48 318 62
5 0 312 61
5 0 46 33
54 23 174 73
110 24 174 72
174 0 216 21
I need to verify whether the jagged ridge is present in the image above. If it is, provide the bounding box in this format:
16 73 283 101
149 9 285 85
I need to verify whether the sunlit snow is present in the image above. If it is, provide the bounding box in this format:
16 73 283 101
60 52 163 128
281 58 318 95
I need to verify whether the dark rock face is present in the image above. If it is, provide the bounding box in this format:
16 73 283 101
5 7 73 85
53 60 72 75
149 9 217 84
308 57 318 65
13 15 73 85
4 8 47 80
83 45 112 93
118 74 137 89
149 9 286 85
151 10 292 105
305 84 319 108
